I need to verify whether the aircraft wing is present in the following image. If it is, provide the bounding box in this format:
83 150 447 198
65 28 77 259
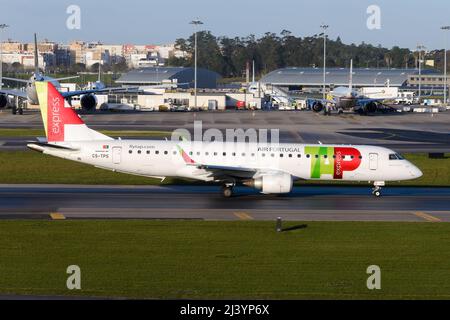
61 87 134 99
0 88 28 99
54 76 79 82
191 163 257 180
355 98 388 106
1 77 31 84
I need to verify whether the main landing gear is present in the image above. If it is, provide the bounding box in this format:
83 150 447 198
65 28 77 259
371 181 385 197
221 181 236 198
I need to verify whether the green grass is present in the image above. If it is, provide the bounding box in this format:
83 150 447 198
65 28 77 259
0 220 449 299
0 128 172 138
0 151 449 186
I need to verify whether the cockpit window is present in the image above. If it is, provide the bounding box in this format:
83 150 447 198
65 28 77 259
389 153 405 160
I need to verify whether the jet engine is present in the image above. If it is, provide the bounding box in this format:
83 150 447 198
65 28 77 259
243 172 293 194
0 94 7 108
312 101 324 113
80 94 98 111
365 102 378 113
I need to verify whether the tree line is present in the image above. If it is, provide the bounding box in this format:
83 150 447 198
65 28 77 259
167 30 444 78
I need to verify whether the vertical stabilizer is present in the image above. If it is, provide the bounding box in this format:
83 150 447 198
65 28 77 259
349 59 353 92
35 81 113 142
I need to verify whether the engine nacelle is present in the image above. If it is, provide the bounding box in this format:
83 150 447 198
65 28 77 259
80 94 98 111
0 94 7 108
312 102 324 113
365 102 378 113
245 172 293 194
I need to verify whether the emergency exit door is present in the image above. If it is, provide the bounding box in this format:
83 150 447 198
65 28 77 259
369 153 378 170
112 147 122 164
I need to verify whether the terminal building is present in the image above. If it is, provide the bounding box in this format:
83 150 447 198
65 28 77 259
116 66 221 89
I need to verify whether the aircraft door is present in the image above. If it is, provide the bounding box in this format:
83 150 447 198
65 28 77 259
112 146 122 164
369 153 378 170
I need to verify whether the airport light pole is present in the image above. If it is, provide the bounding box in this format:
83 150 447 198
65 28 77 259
0 24 9 91
320 24 328 100
441 26 450 106
190 19 203 109
417 44 426 102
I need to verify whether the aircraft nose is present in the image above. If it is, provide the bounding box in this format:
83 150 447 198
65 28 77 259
410 165 423 178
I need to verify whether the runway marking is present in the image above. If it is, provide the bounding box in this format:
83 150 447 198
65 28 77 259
50 213 66 220
233 212 254 220
412 211 441 222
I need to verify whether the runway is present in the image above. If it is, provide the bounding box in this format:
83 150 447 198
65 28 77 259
0 185 449 222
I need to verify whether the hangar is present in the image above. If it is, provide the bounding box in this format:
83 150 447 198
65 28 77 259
116 66 221 89
260 67 440 91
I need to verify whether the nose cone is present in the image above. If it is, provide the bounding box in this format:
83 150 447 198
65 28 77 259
410 165 423 179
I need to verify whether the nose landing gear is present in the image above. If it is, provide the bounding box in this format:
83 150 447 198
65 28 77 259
372 186 382 197
371 181 385 197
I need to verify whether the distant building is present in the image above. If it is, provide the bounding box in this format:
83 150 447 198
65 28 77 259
260 67 444 96
116 67 221 89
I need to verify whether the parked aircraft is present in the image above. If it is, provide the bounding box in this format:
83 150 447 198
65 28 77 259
309 60 393 115
0 34 127 114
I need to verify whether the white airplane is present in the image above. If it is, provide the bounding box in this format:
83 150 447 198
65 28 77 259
28 81 423 197
310 60 393 115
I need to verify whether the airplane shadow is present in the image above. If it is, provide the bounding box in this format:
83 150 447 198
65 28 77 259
280 224 308 232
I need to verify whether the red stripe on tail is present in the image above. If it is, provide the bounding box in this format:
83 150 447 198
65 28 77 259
47 82 84 142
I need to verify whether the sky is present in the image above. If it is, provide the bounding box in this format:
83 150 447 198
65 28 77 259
2 0 450 50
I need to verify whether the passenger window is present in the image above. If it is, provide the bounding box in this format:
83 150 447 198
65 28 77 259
147 150 150 154
137 150 141 154
155 151 159 155
289 154 292 158
306 154 310 158
164 151 168 155
223 152 226 156
129 150 132 154
242 153 245 157
280 154 284 158
297 154 301 158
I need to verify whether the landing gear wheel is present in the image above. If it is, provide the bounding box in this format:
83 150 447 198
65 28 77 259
372 186 382 197
222 186 233 198
12 106 17 115
18 108 23 115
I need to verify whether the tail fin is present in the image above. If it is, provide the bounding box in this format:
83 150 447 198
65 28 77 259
349 59 353 92
35 81 112 143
